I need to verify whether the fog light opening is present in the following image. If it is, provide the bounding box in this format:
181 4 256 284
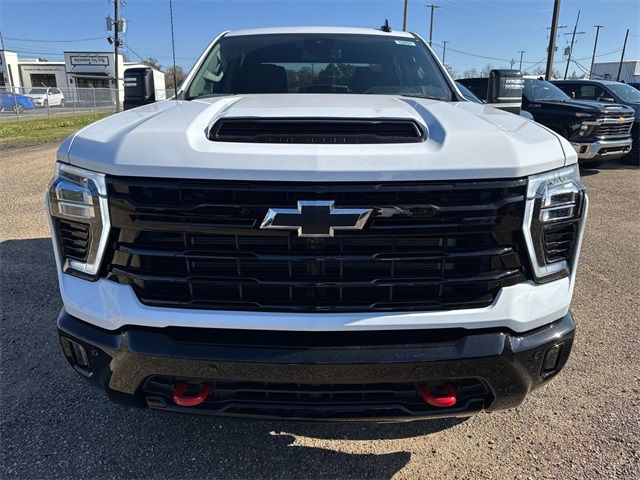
542 343 564 377
60 336 92 376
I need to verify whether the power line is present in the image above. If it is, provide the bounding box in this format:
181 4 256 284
4 35 105 43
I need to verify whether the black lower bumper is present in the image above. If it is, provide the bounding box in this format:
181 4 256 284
57 311 575 421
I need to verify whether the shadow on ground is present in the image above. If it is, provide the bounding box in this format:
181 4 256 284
0 238 463 479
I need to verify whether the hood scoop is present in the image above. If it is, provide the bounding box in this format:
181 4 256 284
208 117 426 144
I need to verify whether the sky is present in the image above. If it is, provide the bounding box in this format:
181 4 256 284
1 0 639 78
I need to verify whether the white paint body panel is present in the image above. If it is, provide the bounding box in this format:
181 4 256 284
52 27 580 333
60 94 575 182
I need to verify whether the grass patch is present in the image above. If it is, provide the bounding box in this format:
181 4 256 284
0 113 111 150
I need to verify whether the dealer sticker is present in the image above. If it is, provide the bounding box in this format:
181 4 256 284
395 40 416 46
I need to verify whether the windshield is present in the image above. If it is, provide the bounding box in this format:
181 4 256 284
29 88 48 94
607 83 640 103
186 33 453 101
523 79 569 102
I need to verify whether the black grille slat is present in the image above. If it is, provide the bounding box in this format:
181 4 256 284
543 222 578 263
209 118 424 144
105 178 529 312
56 220 91 262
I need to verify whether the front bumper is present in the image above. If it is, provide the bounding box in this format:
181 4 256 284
57 310 576 421
572 137 632 161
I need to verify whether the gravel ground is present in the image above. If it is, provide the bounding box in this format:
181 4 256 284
1 144 639 479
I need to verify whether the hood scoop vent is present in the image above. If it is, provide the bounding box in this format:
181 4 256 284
208 117 425 144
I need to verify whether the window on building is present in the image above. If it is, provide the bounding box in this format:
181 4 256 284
29 74 58 87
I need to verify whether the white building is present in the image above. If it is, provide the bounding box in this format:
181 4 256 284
592 60 640 83
0 50 165 103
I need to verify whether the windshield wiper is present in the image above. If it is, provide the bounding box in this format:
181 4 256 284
189 93 236 100
399 93 449 101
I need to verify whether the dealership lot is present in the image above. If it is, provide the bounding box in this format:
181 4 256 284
1 144 638 479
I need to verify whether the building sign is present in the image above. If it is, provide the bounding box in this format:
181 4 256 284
21 65 66 73
70 55 110 66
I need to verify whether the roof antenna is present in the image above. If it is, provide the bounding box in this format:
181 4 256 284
169 0 178 99
380 19 392 33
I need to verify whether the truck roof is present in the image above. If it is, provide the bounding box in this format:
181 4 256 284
224 26 416 38
551 79 626 85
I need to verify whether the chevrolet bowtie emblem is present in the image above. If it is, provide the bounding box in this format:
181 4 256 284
260 201 372 237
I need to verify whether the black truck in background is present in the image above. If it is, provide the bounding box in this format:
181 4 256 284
458 77 635 164
552 80 640 164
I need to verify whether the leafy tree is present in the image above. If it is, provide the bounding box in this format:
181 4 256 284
165 65 186 90
141 57 163 71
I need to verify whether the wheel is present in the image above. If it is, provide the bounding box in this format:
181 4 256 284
59 99 65 108
13 104 24 114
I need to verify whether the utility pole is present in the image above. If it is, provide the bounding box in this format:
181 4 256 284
510 59 515 69
427 4 440 47
0 30 5 50
402 0 408 31
108 0 125 112
616 28 629 81
545 0 562 80
442 40 448 63
589 25 603 79
564 10 584 79
518 50 525 71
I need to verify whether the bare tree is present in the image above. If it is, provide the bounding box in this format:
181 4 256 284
462 67 479 79
443 63 457 79
481 63 494 77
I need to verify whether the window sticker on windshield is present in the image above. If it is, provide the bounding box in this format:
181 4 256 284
395 40 416 46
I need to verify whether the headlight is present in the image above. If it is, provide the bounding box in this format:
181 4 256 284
47 163 110 279
523 164 588 283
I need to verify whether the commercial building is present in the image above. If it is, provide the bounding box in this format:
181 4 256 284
0 50 165 102
592 60 640 83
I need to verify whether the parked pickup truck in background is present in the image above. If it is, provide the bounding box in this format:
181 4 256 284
552 79 640 164
48 26 588 422
458 77 635 164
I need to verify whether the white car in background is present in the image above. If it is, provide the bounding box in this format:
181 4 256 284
27 87 65 107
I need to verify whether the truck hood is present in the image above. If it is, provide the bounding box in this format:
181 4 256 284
540 98 635 115
60 94 572 181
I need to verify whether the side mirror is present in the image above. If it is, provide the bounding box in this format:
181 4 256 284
570 92 576 99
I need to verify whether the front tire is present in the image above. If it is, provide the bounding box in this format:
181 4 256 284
59 99 65 108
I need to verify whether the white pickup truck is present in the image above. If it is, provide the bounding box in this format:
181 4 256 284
48 26 587 421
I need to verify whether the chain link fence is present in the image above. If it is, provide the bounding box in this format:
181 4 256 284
0 87 171 122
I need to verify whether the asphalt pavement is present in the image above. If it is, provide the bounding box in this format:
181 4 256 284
1 144 638 479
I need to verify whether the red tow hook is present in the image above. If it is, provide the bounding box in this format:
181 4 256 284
420 383 457 408
173 381 212 407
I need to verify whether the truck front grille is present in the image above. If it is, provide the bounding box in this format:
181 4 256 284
104 178 529 312
595 116 634 138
